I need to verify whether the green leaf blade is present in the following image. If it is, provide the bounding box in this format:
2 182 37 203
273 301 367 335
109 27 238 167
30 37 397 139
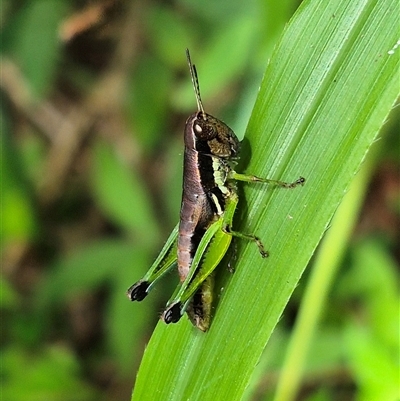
131 0 399 400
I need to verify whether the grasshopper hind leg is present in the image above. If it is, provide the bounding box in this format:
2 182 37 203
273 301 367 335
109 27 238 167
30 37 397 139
162 275 214 332
162 302 183 324
127 281 151 302
186 276 213 331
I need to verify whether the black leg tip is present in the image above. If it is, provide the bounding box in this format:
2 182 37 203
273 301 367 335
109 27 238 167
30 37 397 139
297 176 306 185
126 281 150 302
162 302 183 324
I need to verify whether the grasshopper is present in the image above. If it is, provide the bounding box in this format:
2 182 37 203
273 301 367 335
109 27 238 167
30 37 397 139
127 49 305 331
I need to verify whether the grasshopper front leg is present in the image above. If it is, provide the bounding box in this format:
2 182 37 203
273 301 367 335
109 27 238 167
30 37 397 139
230 172 305 188
221 174 305 257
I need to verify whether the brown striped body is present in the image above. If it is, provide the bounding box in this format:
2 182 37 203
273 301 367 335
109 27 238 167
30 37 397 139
177 111 240 281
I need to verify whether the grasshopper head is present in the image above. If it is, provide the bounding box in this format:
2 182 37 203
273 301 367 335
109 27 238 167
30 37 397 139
187 111 240 158
186 49 240 158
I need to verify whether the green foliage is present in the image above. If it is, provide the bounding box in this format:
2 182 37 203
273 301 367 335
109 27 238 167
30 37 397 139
91 140 160 242
1 108 37 244
2 1 67 98
1 346 100 401
341 240 399 401
131 0 399 400
128 54 174 152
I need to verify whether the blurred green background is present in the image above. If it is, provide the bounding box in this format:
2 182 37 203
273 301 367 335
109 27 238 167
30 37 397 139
1 1 399 400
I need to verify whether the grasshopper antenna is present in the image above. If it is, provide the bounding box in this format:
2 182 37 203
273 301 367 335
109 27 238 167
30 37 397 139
186 49 206 118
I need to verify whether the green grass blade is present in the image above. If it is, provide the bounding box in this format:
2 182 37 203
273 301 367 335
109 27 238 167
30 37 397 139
274 155 375 401
131 0 399 399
